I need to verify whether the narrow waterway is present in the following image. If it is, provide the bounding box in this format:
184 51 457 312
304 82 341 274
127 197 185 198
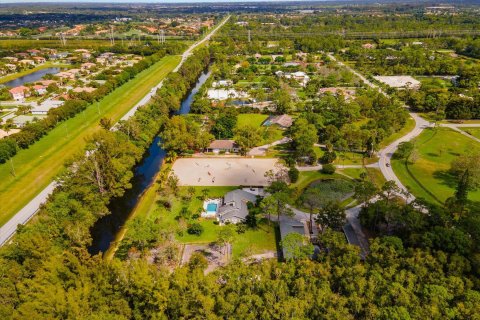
89 69 211 254
3 67 64 87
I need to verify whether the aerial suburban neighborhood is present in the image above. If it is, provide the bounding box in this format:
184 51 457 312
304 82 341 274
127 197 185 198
0 1 479 318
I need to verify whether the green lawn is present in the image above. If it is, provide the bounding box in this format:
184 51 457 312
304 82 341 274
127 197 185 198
340 167 386 188
236 113 284 145
392 127 480 204
0 62 70 84
462 127 480 139
0 55 181 227
313 146 377 165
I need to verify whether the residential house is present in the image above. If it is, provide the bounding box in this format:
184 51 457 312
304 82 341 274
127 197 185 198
27 49 41 56
216 189 258 224
263 114 293 129
31 99 63 115
4 64 17 72
279 217 319 260
9 86 30 101
32 56 46 64
32 85 47 95
19 59 35 66
207 140 239 153
3 57 18 63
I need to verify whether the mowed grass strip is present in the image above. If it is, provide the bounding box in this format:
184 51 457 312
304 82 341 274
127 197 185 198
0 55 181 226
392 127 480 204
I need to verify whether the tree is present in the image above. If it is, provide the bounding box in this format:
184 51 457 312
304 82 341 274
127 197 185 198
272 86 292 114
280 233 314 261
217 226 235 254
315 201 346 233
321 163 336 174
290 118 317 162
234 124 262 155
450 152 480 190
188 252 208 271
354 180 378 207
394 141 415 160
302 188 322 235
187 223 204 236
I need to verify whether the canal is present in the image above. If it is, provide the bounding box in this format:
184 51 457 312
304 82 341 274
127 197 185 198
89 69 211 254
3 67 64 87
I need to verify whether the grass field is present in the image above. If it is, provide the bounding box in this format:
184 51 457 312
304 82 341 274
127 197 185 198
237 113 284 145
0 55 181 227
392 127 480 204
463 127 480 139
0 62 70 84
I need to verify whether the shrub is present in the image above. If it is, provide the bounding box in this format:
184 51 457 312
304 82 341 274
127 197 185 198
320 151 337 164
322 164 336 174
187 223 204 236
288 166 299 183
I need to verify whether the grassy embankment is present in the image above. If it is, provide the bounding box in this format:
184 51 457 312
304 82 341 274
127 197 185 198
0 55 181 226
0 62 70 85
392 127 480 204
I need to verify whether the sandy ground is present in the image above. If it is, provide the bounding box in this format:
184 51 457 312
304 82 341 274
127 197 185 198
0 129 20 139
181 243 230 274
171 157 281 186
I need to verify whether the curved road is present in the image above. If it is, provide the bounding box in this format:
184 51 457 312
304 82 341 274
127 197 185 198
0 16 230 247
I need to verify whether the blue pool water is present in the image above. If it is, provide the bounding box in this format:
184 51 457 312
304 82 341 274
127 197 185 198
206 203 218 213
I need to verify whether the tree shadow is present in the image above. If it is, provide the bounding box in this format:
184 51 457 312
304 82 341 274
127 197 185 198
432 169 458 189
426 152 439 157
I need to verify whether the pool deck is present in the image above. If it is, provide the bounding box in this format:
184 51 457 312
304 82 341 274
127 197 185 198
171 157 282 186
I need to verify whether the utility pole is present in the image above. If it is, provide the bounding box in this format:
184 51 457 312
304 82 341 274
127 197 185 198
248 30 251 43
110 26 115 45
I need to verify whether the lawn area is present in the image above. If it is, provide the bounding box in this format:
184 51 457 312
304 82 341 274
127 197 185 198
0 62 70 84
340 167 386 188
392 127 480 204
379 116 416 149
462 127 480 139
127 184 276 258
0 55 181 227
237 113 284 145
313 146 378 165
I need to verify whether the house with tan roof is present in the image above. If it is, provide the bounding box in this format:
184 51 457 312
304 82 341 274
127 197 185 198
9 86 30 101
207 140 239 153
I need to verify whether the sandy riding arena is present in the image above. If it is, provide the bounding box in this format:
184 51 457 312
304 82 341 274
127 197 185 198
171 158 282 186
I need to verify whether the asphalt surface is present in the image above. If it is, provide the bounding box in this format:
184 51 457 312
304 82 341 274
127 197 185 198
0 17 230 247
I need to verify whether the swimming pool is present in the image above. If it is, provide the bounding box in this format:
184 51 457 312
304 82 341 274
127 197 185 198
206 203 218 213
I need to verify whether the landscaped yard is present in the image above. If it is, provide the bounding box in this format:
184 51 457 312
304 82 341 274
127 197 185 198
237 113 284 145
127 185 277 259
313 146 378 166
0 55 181 227
392 127 480 204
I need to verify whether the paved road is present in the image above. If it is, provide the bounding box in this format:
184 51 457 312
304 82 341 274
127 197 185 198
440 123 480 143
0 17 231 247
248 137 291 156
